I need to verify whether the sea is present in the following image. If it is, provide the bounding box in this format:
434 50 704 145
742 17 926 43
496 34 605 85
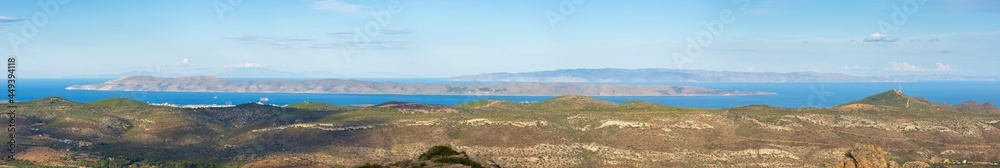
14 78 1000 109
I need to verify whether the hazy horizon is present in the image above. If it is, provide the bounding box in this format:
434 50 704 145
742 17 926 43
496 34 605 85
27 67 1000 79
2 0 999 78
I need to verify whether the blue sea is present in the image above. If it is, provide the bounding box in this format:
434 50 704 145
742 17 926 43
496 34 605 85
14 78 1000 109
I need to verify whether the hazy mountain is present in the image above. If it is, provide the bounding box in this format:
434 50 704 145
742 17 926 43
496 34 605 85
64 68 420 79
65 75 774 96
450 68 1000 82
298 71 345 78
64 70 187 78
210 67 304 78
888 74 1000 81
349 71 425 78
64 68 315 79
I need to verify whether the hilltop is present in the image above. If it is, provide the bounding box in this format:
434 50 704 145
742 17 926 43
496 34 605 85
954 100 1000 114
3 91 1000 167
25 97 76 105
532 95 616 109
87 97 151 108
65 75 775 96
837 89 1000 114
838 89 936 109
287 102 346 111
375 101 458 113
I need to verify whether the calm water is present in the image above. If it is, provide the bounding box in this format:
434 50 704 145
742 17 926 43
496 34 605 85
13 78 1000 109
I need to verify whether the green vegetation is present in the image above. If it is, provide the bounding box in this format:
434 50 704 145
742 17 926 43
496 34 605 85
418 145 483 168
286 101 347 111
25 96 77 105
839 89 936 109
617 100 683 111
454 100 495 109
360 145 484 168
87 97 150 108
418 145 463 160
532 95 615 109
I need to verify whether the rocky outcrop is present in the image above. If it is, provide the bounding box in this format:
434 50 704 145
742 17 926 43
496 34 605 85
833 145 900 168
953 100 1000 114
358 145 493 168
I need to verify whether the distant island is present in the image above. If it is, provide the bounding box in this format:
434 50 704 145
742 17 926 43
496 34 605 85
450 68 1000 82
65 75 775 96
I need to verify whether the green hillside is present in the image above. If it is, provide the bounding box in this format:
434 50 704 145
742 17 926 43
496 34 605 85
286 101 346 111
531 95 615 109
838 89 937 109
25 96 77 105
87 97 150 108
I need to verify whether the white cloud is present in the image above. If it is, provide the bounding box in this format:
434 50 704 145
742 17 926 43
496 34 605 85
311 0 361 13
886 62 924 71
0 16 24 23
177 58 190 66
883 37 899 42
935 63 954 71
811 66 823 72
863 33 898 42
884 62 955 72
229 63 265 68
843 65 870 70
746 66 755 72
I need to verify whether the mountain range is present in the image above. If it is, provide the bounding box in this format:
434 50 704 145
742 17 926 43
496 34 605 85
65 67 420 79
65 75 774 96
68 68 1000 83
450 68 1000 82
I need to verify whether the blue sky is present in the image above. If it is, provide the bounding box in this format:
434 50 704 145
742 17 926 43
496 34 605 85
1 0 999 78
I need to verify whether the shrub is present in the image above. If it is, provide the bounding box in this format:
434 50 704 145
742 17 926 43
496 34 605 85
418 145 462 160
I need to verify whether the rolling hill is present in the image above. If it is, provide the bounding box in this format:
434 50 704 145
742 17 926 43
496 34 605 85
2 89 999 167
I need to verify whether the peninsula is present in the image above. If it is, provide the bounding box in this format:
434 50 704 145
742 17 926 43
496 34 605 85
450 68 911 82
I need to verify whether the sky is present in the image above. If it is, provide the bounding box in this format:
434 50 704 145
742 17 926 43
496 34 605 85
1 0 999 78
